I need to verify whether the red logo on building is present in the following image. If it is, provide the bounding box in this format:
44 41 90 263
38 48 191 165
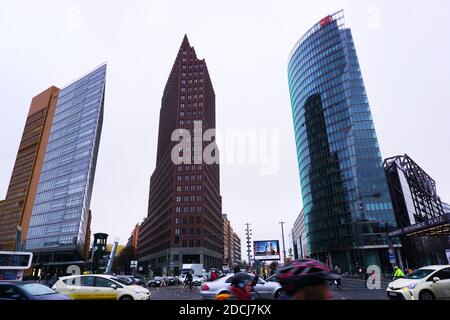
320 15 333 27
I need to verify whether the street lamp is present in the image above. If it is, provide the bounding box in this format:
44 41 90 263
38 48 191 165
279 222 287 262
15 226 22 252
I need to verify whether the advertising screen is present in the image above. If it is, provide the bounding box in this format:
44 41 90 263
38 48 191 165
253 240 281 261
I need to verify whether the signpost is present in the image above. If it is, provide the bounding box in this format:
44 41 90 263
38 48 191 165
130 260 138 275
388 253 396 264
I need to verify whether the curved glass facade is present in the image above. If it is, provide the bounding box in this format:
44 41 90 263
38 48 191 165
288 11 397 271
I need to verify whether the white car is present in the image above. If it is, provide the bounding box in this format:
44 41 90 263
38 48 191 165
200 273 283 300
53 274 151 300
179 273 205 286
387 265 450 300
192 275 206 286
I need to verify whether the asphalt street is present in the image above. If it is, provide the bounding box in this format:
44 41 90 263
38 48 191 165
331 278 390 300
149 278 391 300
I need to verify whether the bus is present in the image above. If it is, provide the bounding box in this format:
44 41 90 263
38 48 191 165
0 251 33 281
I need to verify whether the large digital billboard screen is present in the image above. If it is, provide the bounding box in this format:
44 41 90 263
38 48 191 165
253 240 281 261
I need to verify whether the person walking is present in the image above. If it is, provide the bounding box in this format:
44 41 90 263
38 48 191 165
210 270 218 281
48 273 58 288
333 266 342 289
364 268 370 288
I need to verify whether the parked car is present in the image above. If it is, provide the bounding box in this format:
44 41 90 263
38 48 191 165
148 276 164 287
200 273 283 300
166 276 179 286
52 274 150 300
0 281 73 300
387 265 450 300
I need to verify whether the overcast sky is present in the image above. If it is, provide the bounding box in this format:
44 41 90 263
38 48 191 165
1 0 449 258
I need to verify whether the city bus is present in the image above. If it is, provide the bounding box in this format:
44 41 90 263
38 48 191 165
0 251 33 281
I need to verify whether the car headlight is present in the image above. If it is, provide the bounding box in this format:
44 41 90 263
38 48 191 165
406 284 417 290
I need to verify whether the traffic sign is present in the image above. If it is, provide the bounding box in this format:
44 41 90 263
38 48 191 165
130 260 138 267
388 253 396 264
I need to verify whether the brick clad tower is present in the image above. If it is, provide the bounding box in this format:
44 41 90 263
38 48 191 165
138 36 223 275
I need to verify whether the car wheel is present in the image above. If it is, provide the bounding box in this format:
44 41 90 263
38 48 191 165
419 290 435 301
274 289 284 299
219 290 230 295
119 295 134 301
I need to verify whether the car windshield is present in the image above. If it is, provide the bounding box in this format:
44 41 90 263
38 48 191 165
404 269 435 279
112 277 132 286
20 284 56 296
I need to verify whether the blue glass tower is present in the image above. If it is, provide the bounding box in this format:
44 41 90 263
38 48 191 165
25 65 106 265
288 11 397 272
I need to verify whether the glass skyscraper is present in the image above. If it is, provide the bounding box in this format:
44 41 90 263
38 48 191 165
25 65 106 265
288 11 398 272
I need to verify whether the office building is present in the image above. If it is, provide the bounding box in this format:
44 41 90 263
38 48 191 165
137 36 223 275
287 11 398 272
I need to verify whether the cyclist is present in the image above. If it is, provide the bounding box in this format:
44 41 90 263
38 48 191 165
184 270 194 290
392 266 405 280
216 272 258 300
276 259 341 300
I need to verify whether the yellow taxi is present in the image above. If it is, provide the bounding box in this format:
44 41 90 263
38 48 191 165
52 274 150 300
